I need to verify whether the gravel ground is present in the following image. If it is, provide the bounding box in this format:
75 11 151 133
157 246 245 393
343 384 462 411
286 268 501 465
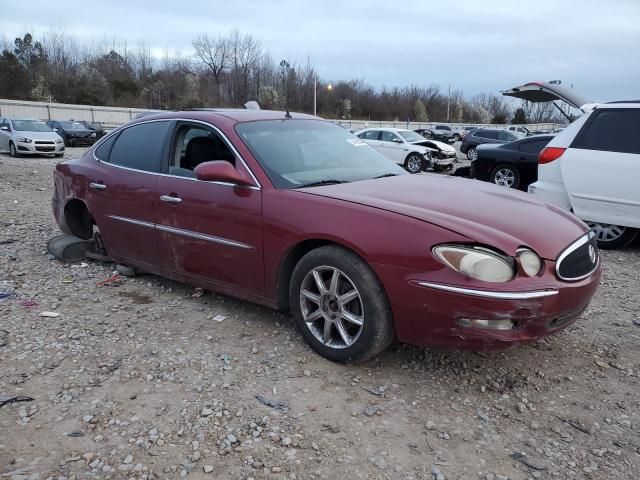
1 148 639 480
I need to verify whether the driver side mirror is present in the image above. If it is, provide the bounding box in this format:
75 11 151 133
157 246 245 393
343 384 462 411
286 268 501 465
53 128 59 132
194 161 254 186
391 138 403 143
0 126 9 132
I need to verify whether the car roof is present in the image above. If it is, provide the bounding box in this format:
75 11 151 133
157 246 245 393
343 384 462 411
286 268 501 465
188 109 319 122
597 102 640 109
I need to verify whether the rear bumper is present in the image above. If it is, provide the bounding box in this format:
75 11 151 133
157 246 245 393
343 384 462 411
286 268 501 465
528 181 572 211
373 261 601 350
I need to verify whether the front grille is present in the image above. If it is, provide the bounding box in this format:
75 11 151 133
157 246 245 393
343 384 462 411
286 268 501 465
35 141 54 145
547 305 587 330
36 146 55 152
556 233 599 281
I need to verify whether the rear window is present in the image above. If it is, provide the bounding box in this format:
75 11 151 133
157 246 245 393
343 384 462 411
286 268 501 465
572 109 640 155
107 121 170 172
519 139 550 154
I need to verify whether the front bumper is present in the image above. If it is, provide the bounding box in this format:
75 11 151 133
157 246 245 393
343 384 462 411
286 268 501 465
373 260 601 350
16 141 65 155
68 136 96 146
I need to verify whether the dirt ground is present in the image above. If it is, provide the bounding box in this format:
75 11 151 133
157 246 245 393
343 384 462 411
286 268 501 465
1 148 639 480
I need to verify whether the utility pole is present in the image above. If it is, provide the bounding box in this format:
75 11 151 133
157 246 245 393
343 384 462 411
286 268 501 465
447 84 451 122
313 74 317 116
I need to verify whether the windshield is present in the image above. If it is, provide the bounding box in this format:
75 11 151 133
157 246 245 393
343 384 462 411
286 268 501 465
398 130 426 143
59 121 86 131
235 120 405 188
12 120 52 132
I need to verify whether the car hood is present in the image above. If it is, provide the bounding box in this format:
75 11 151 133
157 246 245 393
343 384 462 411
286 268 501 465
411 139 456 153
299 174 587 259
14 131 61 141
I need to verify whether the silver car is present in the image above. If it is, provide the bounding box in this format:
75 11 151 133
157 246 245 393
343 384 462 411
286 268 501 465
0 118 65 157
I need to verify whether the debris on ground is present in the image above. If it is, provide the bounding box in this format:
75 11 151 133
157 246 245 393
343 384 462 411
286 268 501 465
38 311 60 318
0 395 34 408
255 395 288 412
510 452 547 471
192 287 204 298
96 274 123 287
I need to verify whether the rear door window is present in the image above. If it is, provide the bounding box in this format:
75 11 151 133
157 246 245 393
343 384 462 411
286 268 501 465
94 134 119 161
477 130 498 140
107 121 171 172
359 130 380 140
572 109 640 155
380 131 401 142
498 131 516 141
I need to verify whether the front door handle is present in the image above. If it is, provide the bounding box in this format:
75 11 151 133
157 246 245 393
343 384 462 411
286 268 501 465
89 182 107 190
160 195 182 204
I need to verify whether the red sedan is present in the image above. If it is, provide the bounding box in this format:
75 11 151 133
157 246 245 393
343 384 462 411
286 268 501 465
52 110 601 362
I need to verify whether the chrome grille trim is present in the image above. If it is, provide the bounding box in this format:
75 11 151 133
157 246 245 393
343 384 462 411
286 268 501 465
556 231 599 281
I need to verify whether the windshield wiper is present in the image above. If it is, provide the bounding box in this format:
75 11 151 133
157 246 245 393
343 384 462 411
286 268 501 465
373 173 400 179
295 180 348 188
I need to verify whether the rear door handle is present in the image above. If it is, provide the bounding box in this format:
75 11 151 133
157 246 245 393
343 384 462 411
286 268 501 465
89 182 107 190
160 195 182 204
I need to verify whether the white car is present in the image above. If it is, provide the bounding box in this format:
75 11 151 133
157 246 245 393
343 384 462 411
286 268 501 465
0 117 65 157
506 125 530 138
355 128 455 173
503 81 639 248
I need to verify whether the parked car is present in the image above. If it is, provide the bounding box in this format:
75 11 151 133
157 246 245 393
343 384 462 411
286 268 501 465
77 121 107 139
51 109 601 361
355 127 454 173
47 121 98 147
0 117 65 157
504 81 639 249
506 125 532 137
460 129 519 160
415 125 457 143
471 135 554 190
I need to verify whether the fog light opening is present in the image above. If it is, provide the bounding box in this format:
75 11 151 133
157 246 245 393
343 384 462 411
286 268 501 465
458 318 516 331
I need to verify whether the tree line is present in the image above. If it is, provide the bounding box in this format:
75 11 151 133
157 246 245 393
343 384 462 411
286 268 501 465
0 30 563 124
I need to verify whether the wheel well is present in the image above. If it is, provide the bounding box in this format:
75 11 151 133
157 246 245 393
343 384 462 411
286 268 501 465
276 239 343 311
64 199 94 240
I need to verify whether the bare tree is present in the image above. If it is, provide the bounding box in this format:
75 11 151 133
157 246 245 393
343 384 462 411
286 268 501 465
193 33 230 102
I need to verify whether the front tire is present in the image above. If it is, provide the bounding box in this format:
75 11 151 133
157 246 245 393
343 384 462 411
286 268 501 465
588 223 638 249
9 142 19 158
466 147 478 161
404 153 423 174
490 164 520 189
289 246 394 363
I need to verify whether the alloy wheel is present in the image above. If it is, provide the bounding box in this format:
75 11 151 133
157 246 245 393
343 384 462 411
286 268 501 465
494 168 516 187
467 147 478 161
299 266 364 349
9 143 16 157
406 154 422 174
588 223 626 242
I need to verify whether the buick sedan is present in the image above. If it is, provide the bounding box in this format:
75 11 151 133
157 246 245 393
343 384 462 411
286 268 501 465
52 110 601 362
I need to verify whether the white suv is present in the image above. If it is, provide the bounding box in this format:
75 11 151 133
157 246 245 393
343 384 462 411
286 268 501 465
528 103 640 248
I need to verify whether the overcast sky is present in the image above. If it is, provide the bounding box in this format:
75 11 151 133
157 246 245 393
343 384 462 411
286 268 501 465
2 0 639 101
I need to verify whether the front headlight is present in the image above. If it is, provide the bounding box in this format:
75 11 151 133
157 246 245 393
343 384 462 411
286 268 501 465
517 249 542 276
17 136 33 143
433 245 515 282
55 138 63 144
